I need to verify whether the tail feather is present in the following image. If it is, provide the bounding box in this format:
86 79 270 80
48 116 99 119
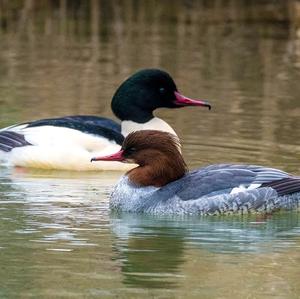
262 177 300 196
0 131 31 152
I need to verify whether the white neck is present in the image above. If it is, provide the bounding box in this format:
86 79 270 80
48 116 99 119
121 117 177 137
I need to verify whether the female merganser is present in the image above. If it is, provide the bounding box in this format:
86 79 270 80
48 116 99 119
91 130 300 215
0 69 211 171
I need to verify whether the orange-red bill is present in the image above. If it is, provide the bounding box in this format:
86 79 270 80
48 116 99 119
91 150 125 162
174 91 211 110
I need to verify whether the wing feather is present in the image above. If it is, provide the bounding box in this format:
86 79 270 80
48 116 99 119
158 164 292 201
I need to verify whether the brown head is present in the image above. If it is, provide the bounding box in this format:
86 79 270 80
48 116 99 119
91 130 188 187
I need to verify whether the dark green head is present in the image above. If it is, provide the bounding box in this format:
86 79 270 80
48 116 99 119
111 69 211 123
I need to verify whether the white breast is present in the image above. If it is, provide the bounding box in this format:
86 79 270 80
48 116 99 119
121 117 178 137
110 176 158 211
121 117 181 152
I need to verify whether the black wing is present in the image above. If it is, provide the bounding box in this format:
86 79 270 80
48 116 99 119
40 115 121 133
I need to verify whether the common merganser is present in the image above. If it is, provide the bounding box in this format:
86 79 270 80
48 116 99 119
91 130 300 215
0 69 211 171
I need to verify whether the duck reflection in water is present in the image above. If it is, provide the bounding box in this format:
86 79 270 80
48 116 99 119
111 213 185 289
110 211 300 289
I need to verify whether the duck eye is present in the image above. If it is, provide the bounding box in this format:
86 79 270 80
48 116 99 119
126 147 136 155
159 87 166 94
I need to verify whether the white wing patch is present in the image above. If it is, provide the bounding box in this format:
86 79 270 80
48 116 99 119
230 183 261 194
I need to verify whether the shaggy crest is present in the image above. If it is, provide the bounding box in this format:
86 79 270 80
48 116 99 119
122 130 182 154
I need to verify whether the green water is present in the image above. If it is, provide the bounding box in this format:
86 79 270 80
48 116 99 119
1 1 300 298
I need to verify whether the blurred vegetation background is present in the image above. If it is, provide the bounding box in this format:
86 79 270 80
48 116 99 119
1 0 300 169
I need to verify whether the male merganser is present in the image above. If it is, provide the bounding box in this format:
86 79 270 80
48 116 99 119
0 69 211 171
91 130 300 215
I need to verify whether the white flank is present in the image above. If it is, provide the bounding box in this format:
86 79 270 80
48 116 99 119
1 117 179 171
0 125 134 171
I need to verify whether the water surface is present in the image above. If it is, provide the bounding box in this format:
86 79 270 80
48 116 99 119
1 1 300 298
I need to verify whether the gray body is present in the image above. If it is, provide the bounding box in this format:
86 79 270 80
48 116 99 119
109 164 300 215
